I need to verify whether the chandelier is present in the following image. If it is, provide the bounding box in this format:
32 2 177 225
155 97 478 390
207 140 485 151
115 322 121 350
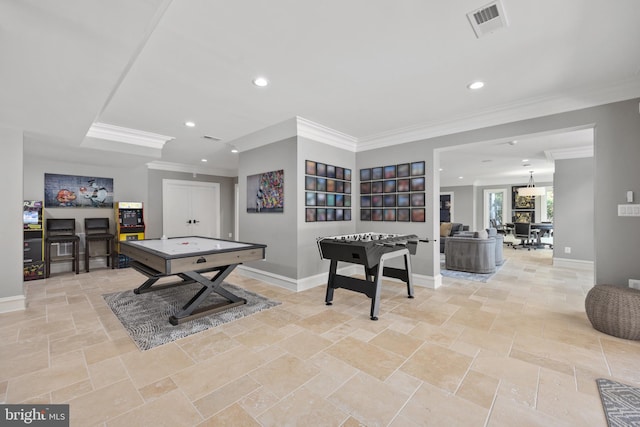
518 171 546 197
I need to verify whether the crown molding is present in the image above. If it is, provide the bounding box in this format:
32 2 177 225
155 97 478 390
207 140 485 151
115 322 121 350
544 146 594 161
86 122 174 149
356 77 640 151
146 160 236 177
227 117 298 153
296 116 357 151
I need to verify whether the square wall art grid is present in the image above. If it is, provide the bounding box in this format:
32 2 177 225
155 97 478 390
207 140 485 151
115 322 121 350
305 160 352 222
360 161 426 222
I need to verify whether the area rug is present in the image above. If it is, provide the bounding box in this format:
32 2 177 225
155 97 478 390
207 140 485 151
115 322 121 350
597 378 640 427
439 259 506 283
103 282 280 351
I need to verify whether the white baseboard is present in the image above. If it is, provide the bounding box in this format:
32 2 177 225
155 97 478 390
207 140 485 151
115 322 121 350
553 257 594 269
236 266 300 291
0 294 26 313
413 273 442 289
236 265 440 291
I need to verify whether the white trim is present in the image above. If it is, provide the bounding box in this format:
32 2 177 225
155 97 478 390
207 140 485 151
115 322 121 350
356 78 640 151
147 160 237 177
544 146 594 161
227 117 298 153
553 257 594 269
234 183 239 241
484 188 508 229
413 273 442 289
0 294 26 313
237 264 360 292
237 266 441 293
296 117 358 151
86 122 174 149
237 265 299 291
162 179 220 238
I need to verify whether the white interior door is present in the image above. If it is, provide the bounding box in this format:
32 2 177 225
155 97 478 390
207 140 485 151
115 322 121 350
163 180 220 238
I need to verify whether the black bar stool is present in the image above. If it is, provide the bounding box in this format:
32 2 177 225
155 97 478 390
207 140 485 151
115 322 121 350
84 218 115 272
44 218 80 278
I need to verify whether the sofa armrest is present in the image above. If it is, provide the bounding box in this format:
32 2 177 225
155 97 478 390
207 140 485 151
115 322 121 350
444 237 496 274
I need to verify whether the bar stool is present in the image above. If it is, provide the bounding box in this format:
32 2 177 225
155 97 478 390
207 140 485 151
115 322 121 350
84 218 115 272
44 218 80 278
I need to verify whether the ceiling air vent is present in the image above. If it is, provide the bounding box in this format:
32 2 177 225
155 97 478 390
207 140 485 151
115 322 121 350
202 135 222 142
467 1 508 38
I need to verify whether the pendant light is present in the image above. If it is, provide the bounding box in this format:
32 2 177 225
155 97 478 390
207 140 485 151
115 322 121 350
518 171 545 197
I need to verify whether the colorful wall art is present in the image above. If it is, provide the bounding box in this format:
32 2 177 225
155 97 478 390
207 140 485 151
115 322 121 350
44 173 114 208
247 169 284 213
360 161 426 222
304 160 352 222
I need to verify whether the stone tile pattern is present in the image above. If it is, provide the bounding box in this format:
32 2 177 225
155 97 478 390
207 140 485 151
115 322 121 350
1 248 636 426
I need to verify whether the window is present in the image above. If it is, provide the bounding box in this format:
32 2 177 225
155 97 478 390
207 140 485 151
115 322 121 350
484 189 507 228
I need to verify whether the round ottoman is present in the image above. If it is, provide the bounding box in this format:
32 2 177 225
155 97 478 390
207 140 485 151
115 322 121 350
585 284 640 340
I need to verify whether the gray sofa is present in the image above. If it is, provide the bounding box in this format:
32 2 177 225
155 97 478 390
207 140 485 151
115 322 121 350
444 228 504 274
439 222 466 253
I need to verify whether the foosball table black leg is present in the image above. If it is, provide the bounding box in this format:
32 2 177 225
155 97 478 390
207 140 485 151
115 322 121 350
325 259 338 306
371 316 378 321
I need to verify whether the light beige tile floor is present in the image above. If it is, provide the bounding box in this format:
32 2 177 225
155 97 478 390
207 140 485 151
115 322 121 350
1 247 638 426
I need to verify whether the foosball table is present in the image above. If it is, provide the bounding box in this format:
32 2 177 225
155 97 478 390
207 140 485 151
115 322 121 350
317 232 420 320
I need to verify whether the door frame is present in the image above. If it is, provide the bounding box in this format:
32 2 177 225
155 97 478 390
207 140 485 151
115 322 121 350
483 188 507 229
234 183 239 241
162 179 220 238
440 192 454 222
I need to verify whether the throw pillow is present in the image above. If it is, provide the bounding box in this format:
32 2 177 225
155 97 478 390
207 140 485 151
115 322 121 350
440 222 452 237
473 230 489 239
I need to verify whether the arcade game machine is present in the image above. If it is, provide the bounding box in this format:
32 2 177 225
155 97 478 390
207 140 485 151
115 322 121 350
114 202 145 268
23 200 44 281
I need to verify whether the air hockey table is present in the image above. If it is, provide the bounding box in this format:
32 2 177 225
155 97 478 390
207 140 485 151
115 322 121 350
119 236 266 325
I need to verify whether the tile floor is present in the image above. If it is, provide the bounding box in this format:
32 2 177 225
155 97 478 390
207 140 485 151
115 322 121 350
2 247 638 426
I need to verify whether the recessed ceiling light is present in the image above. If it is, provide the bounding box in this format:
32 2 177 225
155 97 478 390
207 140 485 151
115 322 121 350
467 81 485 90
439 168 443 172
201 158 207 162
185 121 195 127
458 176 464 179
252 77 269 87
522 159 529 162
230 146 239 153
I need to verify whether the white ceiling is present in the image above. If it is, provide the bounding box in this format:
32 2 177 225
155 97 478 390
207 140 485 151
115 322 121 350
3 1 640 185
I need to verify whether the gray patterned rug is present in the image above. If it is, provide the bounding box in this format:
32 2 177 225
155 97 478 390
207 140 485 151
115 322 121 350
103 282 280 351
597 378 640 427
439 259 506 283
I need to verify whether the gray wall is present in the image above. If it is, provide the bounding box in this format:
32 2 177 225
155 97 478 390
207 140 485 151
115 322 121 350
554 158 594 261
357 146 438 277
5 98 640 304
23 156 148 236
441 185 474 228
146 170 236 239
396 98 639 286
238 137 298 278
297 137 356 278
592 100 640 284
1 127 24 299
